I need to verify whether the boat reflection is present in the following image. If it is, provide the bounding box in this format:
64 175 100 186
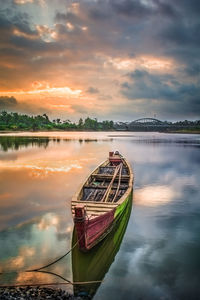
72 195 132 299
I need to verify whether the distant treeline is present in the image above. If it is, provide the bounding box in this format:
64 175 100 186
0 111 200 132
0 111 114 131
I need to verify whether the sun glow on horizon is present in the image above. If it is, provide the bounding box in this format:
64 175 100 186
1 85 82 97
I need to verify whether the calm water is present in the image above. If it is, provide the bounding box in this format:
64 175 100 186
0 132 200 299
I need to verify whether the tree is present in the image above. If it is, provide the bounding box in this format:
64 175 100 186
78 118 83 129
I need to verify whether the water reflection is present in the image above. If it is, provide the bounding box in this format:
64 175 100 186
0 211 73 287
134 185 176 207
0 136 50 151
0 135 112 152
72 196 132 299
0 132 200 299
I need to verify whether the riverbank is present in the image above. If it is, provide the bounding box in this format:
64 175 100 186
0 286 83 300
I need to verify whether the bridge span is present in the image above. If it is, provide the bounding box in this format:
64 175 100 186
130 118 165 125
115 117 170 131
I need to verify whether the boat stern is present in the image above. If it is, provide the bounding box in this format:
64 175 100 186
74 204 87 251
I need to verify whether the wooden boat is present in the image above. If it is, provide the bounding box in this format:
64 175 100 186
71 151 133 252
72 195 132 298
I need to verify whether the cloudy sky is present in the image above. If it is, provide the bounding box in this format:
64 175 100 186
0 0 199 121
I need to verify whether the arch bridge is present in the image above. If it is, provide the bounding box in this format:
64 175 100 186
131 118 164 125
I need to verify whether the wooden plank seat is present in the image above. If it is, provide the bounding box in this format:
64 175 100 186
71 200 117 208
71 209 111 216
83 184 128 190
71 200 118 216
72 206 113 213
92 174 129 181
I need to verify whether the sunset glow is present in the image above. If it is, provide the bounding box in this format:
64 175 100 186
1 86 82 97
0 0 199 120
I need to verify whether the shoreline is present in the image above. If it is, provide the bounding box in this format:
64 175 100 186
0 130 200 135
0 286 82 300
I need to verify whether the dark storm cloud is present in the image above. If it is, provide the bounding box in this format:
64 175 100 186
154 0 178 18
0 11 61 54
172 0 200 15
110 0 154 18
0 11 38 62
121 69 200 117
55 11 83 25
122 69 200 101
87 0 177 20
0 8 37 37
0 11 38 61
53 0 200 66
155 0 200 71
185 64 200 77
0 96 51 115
161 21 200 48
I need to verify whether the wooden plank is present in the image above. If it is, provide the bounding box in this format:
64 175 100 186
83 185 128 190
71 205 113 212
71 200 117 208
71 206 116 213
112 162 122 203
92 174 129 180
71 206 118 212
102 163 122 203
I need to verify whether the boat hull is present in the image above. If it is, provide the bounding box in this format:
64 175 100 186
74 189 133 251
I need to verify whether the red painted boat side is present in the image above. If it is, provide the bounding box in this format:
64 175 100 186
74 207 115 251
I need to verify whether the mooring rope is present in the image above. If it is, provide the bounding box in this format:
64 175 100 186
0 233 84 275
27 233 83 272
0 199 117 288
0 216 102 287
29 211 95 273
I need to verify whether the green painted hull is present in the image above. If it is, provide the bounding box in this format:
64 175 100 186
114 188 133 219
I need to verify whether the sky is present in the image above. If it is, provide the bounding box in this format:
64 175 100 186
0 0 199 121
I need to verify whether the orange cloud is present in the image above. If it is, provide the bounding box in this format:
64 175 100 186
1 84 82 98
13 29 38 40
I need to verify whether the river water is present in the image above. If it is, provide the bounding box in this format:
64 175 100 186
0 132 200 299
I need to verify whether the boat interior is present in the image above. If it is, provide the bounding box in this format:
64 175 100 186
79 156 130 204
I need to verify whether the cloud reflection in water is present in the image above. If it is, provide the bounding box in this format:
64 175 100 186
0 133 200 299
